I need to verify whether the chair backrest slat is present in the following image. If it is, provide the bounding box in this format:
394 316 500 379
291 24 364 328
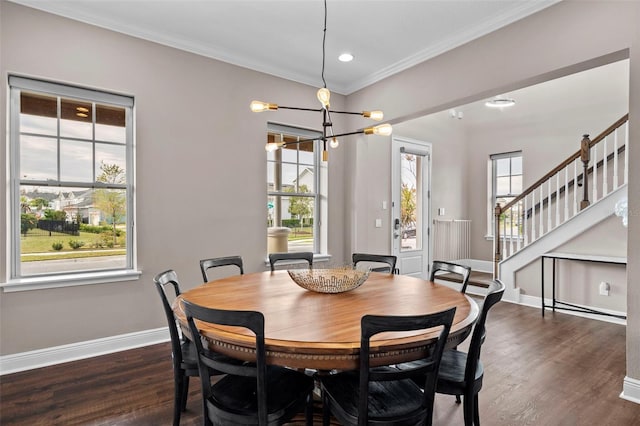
200 255 244 282
268 252 313 271
352 253 398 274
430 260 472 293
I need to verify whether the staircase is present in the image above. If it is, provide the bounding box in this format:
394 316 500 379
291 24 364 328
493 115 630 302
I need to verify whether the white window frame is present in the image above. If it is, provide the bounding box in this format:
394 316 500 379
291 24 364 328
267 123 326 256
486 151 523 238
2 76 139 292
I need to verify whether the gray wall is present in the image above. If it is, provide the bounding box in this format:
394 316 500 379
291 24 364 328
0 1 350 354
343 0 640 387
1 0 639 387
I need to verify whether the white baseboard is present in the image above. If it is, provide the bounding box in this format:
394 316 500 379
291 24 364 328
0 327 169 375
621 376 640 404
517 294 627 325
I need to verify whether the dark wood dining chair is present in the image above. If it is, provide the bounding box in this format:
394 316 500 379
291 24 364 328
199 255 244 282
435 279 505 425
268 252 313 271
320 307 456 426
182 299 315 426
430 260 472 293
399 279 505 426
352 252 399 274
153 269 210 426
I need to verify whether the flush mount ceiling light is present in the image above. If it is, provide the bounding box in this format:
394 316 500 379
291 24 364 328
250 0 391 161
485 96 516 108
338 52 354 62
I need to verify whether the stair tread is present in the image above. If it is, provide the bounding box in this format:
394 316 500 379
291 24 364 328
434 270 493 288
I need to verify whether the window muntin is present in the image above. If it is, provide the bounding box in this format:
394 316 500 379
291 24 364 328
267 126 321 254
9 76 134 280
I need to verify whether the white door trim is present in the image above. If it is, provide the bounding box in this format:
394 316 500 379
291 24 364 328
391 136 432 278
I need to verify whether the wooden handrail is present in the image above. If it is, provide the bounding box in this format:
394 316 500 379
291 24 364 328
493 113 629 277
500 114 628 214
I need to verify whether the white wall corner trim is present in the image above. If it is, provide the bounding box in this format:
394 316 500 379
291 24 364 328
0 327 169 375
621 376 640 405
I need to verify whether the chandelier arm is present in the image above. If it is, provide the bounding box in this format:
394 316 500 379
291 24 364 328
279 129 366 148
278 105 323 113
327 110 366 116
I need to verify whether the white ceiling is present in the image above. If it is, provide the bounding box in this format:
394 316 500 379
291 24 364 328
9 0 558 94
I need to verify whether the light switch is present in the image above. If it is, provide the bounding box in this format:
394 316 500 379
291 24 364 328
382 201 387 210
438 208 445 216
375 219 382 228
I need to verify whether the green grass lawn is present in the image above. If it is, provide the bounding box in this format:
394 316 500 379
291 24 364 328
20 230 125 261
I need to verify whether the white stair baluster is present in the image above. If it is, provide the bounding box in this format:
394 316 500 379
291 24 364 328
625 122 629 185
573 159 578 216
613 129 619 190
592 144 597 203
564 167 569 223
547 180 552 231
603 136 608 197
539 186 544 237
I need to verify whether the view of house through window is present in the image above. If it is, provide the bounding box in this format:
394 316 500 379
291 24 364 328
490 151 523 237
9 76 134 278
267 125 320 254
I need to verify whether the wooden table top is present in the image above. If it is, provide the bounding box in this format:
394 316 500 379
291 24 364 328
174 270 478 370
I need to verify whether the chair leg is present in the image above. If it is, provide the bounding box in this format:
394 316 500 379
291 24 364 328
322 390 331 426
173 372 183 426
473 394 480 425
181 375 190 411
462 392 474 426
305 392 314 426
455 394 462 404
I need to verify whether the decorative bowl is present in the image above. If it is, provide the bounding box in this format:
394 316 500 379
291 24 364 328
288 267 370 294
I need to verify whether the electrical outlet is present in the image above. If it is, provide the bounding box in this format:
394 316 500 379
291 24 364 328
599 281 610 296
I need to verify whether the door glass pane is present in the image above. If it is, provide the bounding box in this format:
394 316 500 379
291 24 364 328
400 153 422 252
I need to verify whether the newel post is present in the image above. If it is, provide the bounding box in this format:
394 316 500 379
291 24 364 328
580 134 591 210
493 203 502 278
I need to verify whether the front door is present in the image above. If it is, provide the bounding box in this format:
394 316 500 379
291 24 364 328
391 136 431 278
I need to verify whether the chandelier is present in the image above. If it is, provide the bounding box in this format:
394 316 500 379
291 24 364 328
250 0 392 161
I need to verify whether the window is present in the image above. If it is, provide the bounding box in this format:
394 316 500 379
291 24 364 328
267 124 322 254
488 151 522 237
7 76 136 286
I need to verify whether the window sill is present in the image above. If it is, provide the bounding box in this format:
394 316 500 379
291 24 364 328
0 269 142 293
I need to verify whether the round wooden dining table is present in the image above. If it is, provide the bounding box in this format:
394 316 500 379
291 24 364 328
174 270 479 371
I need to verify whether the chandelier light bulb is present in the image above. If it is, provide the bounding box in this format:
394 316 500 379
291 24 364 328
265 141 283 152
316 88 331 108
364 123 393 136
330 137 339 148
363 110 384 121
251 101 278 112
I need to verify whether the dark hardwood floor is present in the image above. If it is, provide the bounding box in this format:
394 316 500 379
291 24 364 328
1 301 639 425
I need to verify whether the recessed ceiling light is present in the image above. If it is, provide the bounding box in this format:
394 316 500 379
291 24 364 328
485 97 516 108
338 53 354 62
